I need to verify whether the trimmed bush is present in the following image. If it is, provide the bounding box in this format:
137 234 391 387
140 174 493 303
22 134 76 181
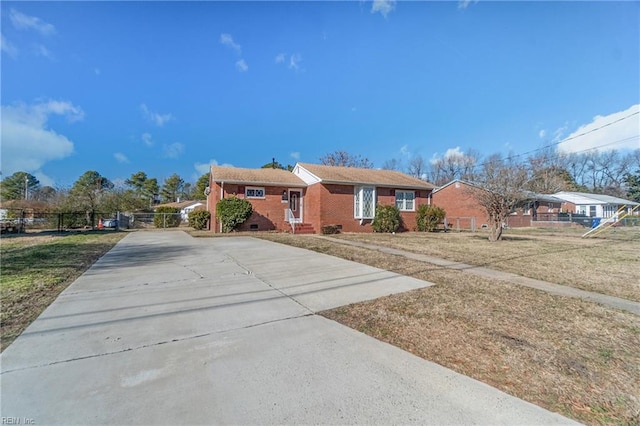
188 210 210 230
416 205 446 232
216 197 253 233
372 205 401 233
154 206 181 228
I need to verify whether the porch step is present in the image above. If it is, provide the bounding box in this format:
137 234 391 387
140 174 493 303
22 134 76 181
293 223 315 234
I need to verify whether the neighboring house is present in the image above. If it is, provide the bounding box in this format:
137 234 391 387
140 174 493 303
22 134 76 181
430 180 564 230
207 163 435 233
551 191 640 218
155 200 205 221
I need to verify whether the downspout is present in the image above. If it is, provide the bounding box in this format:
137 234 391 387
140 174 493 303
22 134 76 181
220 181 224 233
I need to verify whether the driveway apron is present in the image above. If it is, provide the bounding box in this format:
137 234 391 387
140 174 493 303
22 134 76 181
0 231 577 425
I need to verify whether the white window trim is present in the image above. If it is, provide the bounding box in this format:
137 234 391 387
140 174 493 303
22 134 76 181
354 186 376 219
395 190 415 212
246 186 266 199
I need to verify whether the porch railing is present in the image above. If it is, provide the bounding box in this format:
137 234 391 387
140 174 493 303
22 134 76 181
284 208 295 234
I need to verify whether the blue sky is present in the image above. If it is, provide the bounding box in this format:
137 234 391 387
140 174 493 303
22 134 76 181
1 1 639 188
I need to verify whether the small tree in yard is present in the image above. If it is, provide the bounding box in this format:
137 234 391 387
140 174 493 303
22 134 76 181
216 197 253 233
188 210 210 230
416 205 445 232
372 205 401 233
468 154 529 242
154 206 181 228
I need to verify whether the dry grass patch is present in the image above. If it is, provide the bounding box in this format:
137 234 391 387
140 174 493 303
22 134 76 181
1 231 126 351
331 227 640 302
257 233 640 426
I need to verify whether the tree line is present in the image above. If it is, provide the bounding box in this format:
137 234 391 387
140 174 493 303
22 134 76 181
0 170 210 214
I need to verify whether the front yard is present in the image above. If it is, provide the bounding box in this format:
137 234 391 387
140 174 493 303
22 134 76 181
257 228 640 425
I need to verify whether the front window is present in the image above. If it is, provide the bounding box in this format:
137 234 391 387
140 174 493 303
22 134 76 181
246 187 265 199
395 190 415 211
354 186 375 219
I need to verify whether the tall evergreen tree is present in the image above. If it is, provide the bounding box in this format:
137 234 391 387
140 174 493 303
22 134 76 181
0 172 40 201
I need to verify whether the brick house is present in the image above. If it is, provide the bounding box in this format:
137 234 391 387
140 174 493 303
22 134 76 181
430 180 563 230
207 163 435 233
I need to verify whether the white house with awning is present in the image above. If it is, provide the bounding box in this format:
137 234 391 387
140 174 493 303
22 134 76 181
552 191 639 218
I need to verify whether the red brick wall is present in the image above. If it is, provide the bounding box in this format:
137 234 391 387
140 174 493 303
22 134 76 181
207 182 296 232
431 182 489 230
310 184 430 233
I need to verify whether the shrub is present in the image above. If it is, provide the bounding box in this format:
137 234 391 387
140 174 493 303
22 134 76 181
416 205 446 232
372 205 401 233
188 210 210 230
216 197 253 233
154 206 181 228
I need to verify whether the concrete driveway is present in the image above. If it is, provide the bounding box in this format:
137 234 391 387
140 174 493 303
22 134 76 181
0 231 577 425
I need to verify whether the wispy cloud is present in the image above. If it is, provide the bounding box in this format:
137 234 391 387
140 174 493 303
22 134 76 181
538 129 547 139
290 152 300 160
141 132 153 147
33 44 53 59
1 34 18 58
400 144 411 157
371 0 396 18
458 0 478 10
220 33 241 55
236 59 248 72
275 53 286 64
10 9 56 36
1 99 82 177
289 53 302 71
94 68 101 76
140 104 174 127
558 104 640 154
194 159 234 175
163 142 185 159
114 152 129 164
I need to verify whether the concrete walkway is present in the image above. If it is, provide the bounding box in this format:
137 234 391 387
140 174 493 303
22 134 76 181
317 235 640 316
1 232 577 425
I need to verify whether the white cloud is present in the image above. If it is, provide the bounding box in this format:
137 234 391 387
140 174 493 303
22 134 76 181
275 53 286 64
33 44 53 59
10 9 56 36
140 103 174 127
371 0 396 18
538 129 546 139
558 104 640 154
220 33 241 55
1 100 82 177
429 146 467 165
458 0 478 10
236 59 248 72
400 144 410 157
289 53 302 71
162 142 185 159
290 152 300 160
114 152 129 164
194 159 234 175
1 34 18 58
141 132 153 147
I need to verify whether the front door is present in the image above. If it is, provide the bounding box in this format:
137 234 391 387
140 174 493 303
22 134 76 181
289 190 302 223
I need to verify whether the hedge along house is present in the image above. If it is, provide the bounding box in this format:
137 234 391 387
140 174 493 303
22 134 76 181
207 163 436 233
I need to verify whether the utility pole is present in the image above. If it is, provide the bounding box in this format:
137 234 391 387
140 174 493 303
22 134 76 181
25 175 28 200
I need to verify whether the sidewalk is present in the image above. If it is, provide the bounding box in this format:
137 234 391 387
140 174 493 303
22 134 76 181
316 235 640 316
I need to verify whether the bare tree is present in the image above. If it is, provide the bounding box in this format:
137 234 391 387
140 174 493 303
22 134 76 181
381 158 403 171
319 150 373 168
467 154 529 242
428 148 481 185
406 155 427 179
